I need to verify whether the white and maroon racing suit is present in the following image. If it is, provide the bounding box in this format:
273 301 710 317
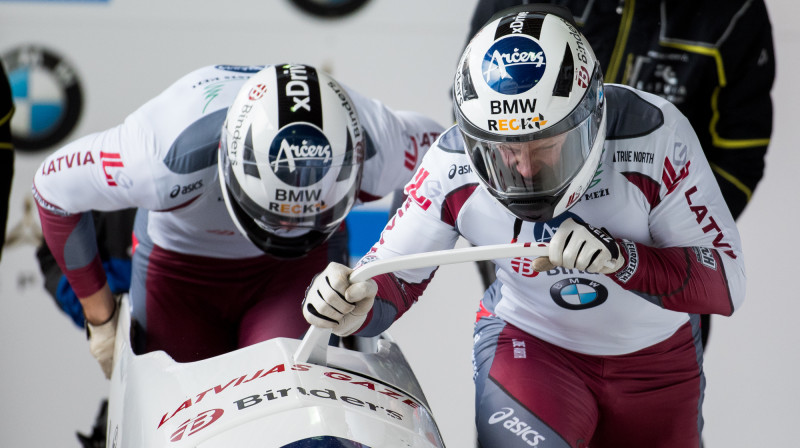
351 85 746 447
33 64 443 362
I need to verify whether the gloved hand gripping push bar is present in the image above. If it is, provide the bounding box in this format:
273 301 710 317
294 242 550 365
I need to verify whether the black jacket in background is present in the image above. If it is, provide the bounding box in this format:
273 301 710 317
0 63 14 261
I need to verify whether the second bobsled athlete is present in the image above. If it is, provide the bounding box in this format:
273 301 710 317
33 64 444 376
303 6 746 447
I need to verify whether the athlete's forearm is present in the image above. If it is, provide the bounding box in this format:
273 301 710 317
35 202 107 298
609 241 736 316
80 283 116 325
354 272 432 336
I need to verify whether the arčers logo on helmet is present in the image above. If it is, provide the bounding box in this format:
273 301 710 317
269 124 332 186
482 36 546 95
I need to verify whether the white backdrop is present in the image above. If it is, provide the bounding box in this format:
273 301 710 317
0 1 797 447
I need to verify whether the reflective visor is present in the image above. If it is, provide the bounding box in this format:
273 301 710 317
463 109 601 199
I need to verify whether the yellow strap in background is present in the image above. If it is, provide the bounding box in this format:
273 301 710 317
606 0 636 83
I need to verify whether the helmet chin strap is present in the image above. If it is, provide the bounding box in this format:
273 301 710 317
510 218 523 243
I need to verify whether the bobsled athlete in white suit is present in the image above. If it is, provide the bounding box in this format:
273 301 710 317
33 64 444 375
303 6 746 447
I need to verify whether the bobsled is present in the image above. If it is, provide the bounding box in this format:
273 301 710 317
106 294 444 447
105 242 549 447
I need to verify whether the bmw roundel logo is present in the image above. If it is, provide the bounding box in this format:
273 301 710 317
482 36 547 95
269 123 333 186
3 45 83 151
550 278 608 310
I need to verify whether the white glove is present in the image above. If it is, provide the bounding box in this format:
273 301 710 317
86 297 120 379
303 262 378 337
546 218 625 274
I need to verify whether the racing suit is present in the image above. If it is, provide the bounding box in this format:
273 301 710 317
352 85 746 447
467 0 773 347
33 64 444 362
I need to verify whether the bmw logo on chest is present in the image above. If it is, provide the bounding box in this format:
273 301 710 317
550 277 608 310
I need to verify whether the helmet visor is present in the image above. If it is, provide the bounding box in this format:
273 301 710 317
219 128 362 237
463 111 601 200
